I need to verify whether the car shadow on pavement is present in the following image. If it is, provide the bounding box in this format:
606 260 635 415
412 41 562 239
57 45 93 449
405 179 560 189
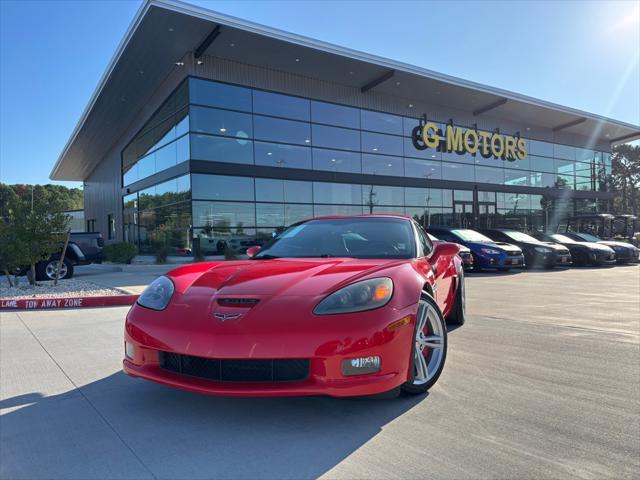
1 371 426 480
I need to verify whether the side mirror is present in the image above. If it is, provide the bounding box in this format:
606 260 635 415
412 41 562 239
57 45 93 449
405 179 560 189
246 246 261 258
430 241 459 259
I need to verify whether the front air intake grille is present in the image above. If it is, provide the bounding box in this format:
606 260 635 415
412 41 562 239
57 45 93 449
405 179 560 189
158 352 309 382
217 298 260 307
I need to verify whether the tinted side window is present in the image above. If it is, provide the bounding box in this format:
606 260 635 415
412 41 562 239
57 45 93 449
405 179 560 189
415 224 432 257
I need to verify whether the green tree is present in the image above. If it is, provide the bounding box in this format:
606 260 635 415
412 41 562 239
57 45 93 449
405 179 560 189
5 183 83 212
610 144 640 215
13 190 70 285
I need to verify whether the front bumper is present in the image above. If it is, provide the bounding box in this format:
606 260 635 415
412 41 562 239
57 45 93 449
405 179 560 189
123 303 417 397
476 252 525 269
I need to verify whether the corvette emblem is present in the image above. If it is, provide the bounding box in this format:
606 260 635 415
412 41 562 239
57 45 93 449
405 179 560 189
213 312 243 321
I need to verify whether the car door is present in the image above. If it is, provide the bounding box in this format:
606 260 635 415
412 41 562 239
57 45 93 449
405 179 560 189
416 225 453 313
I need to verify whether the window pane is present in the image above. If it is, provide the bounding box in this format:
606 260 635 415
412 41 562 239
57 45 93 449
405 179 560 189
192 201 255 228
313 182 362 204
362 185 404 206
555 159 574 175
312 124 360 151
404 158 442 179
123 164 138 186
442 162 475 182
254 142 312 169
404 137 441 160
574 162 592 177
190 106 253 138
362 154 403 176
190 134 253 164
137 154 155 181
361 131 403 156
503 155 529 170
285 204 314 225
361 110 403 135
554 144 575 160
528 139 554 157
576 176 593 191
313 148 361 173
256 178 284 202
256 203 285 227
454 190 473 201
254 116 311 145
504 169 530 187
155 141 177 172
176 135 189 164
575 148 600 163
253 90 310 121
284 180 312 203
313 204 364 216
529 155 555 173
192 174 254 201
311 101 360 128
475 166 505 184
189 78 252 111
405 188 444 207
529 172 557 188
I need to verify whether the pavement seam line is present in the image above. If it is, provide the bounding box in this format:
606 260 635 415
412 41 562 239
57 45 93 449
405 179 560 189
14 312 157 480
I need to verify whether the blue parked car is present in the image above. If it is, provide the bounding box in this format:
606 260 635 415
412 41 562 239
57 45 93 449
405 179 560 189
426 227 526 272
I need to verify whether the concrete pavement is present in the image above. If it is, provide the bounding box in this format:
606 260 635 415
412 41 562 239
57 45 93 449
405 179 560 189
1 266 639 479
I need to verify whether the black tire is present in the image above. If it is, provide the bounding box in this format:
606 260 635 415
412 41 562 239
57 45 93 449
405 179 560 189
446 271 466 326
472 254 482 272
37 257 74 281
401 293 448 395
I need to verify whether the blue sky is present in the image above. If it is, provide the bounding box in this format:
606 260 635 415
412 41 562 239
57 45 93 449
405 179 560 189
1 0 638 188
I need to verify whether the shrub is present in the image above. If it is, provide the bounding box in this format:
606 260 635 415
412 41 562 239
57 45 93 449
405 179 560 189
151 240 170 264
104 242 137 264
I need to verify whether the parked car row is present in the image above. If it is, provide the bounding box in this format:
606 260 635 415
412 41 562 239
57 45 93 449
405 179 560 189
425 226 639 272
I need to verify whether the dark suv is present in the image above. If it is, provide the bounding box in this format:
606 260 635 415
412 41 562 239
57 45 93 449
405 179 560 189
480 229 572 269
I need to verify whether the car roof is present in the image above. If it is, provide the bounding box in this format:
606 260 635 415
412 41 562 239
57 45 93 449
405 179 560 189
308 214 412 221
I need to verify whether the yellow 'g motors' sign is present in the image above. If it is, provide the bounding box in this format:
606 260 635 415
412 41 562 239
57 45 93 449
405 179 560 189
411 121 527 161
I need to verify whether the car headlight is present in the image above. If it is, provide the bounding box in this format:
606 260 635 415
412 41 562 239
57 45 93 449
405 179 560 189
480 248 501 255
137 276 174 311
534 247 551 253
313 277 393 315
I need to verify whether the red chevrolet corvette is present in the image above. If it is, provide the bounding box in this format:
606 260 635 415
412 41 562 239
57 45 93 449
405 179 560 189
123 215 465 397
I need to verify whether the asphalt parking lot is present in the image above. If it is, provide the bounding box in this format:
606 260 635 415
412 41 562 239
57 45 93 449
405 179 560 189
1 266 639 479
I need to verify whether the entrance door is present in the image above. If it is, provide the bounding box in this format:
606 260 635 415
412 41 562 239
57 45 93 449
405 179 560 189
454 202 473 228
478 203 497 229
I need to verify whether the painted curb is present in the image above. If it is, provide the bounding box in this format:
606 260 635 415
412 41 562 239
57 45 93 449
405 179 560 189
0 294 139 311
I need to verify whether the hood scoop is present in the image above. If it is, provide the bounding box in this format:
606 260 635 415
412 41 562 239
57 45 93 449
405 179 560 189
217 298 260 308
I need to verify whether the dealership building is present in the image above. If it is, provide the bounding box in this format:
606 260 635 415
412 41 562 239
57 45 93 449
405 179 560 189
50 0 640 253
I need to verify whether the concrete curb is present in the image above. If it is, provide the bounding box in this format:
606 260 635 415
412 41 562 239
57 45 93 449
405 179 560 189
0 294 139 311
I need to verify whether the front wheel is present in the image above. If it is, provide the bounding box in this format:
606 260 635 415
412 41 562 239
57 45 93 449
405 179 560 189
401 293 448 395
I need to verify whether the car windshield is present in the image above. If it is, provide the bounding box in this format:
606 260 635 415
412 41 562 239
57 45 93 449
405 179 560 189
575 232 601 242
253 217 415 259
451 229 493 242
550 234 576 243
503 231 541 243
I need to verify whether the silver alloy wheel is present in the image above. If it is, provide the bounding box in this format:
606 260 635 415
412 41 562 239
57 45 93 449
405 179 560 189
45 261 67 280
413 298 445 385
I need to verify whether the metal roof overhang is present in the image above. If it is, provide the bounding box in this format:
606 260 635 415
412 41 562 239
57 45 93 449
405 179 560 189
50 0 640 180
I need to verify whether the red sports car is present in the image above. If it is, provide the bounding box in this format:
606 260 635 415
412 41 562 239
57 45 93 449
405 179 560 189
123 215 465 398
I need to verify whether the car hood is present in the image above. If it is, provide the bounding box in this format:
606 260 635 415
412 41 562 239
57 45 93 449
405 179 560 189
539 242 570 253
465 241 521 253
597 241 637 251
570 241 615 252
173 258 404 297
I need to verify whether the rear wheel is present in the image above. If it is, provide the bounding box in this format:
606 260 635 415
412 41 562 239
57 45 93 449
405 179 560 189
401 293 448 395
37 257 73 281
446 271 466 326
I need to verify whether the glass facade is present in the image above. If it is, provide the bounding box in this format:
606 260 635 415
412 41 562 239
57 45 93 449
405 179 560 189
120 77 612 254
